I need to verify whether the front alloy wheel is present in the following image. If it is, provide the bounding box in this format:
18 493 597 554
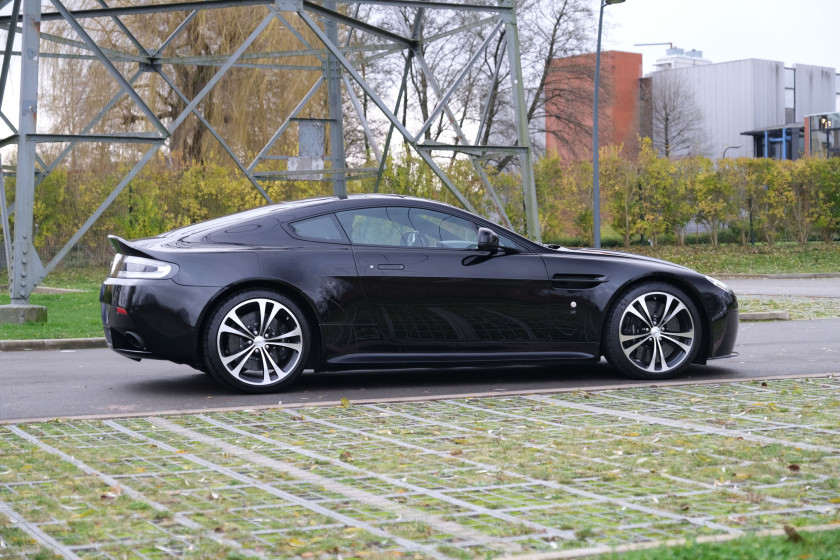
205 290 310 393
604 283 700 379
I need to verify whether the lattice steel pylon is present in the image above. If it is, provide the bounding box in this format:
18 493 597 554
0 0 539 311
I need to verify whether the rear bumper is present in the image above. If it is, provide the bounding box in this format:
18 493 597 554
100 278 219 364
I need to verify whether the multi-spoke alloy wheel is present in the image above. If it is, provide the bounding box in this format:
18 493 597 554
204 291 310 393
603 283 701 380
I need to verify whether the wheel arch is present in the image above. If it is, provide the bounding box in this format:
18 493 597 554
599 273 710 364
195 279 323 370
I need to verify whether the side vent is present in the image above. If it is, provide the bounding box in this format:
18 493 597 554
551 274 607 290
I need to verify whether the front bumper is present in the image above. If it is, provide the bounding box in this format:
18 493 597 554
708 293 739 359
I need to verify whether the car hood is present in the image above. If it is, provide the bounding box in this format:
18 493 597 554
550 246 695 272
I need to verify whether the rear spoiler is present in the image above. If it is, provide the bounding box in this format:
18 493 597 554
108 235 147 258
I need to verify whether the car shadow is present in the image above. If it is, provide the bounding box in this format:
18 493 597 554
124 361 741 403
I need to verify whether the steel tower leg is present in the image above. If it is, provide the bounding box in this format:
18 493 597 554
1 0 46 322
504 3 540 243
325 0 346 198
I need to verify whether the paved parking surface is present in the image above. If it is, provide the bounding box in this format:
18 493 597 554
2 375 839 559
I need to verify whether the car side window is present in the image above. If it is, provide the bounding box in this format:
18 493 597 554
407 208 478 249
288 214 346 242
336 208 405 246
335 206 523 251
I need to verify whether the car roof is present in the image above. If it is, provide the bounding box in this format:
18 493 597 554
152 193 539 250
154 194 466 238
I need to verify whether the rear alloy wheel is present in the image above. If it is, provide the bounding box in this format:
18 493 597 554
204 290 310 393
603 283 700 380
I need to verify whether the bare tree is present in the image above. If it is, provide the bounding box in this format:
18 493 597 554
648 69 708 158
479 0 596 170
520 0 596 158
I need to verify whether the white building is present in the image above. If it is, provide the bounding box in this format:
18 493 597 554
647 53 837 159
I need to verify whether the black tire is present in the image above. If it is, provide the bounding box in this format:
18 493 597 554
203 290 310 393
602 282 701 380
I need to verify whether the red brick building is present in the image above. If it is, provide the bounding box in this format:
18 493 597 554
545 51 643 161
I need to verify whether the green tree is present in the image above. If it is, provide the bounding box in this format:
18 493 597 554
692 157 737 247
746 158 794 246
601 145 638 248
635 137 673 245
806 157 840 243
669 156 706 245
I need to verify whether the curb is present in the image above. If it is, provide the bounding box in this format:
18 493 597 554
0 337 107 352
738 311 790 322
717 272 840 279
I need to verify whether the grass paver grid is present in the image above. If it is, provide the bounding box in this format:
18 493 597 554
2 378 840 558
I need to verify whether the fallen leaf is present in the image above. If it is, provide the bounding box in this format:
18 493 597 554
788 464 801 472
784 525 803 542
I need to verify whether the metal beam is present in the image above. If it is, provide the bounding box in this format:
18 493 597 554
0 155 11 273
157 70 273 203
413 50 512 229
303 1 415 49
43 145 162 278
48 0 169 136
10 0 42 304
0 0 512 25
167 11 274 134
0 0 269 24
413 21 503 143
0 0 20 111
325 0 347 198
30 133 165 143
503 6 540 242
248 76 325 173
2 0 540 308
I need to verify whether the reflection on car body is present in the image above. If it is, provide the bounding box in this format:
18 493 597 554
101 194 738 393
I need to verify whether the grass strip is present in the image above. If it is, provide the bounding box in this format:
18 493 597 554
600 524 840 560
5 378 840 558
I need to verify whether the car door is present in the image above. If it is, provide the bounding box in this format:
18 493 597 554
336 206 552 354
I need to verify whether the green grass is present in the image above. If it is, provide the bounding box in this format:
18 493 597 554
624 243 840 275
0 265 107 340
604 527 840 559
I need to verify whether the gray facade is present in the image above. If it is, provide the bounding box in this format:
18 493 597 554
650 59 835 159
794 64 837 121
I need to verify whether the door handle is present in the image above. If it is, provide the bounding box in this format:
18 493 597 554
377 264 405 270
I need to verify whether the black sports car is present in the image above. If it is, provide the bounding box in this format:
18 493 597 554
101 194 738 393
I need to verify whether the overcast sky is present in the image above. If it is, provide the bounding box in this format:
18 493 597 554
597 0 840 77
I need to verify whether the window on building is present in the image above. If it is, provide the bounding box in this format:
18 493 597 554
836 73 840 111
785 67 795 123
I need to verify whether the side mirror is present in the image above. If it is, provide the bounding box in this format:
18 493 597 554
477 227 499 252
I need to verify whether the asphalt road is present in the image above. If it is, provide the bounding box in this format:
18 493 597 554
723 276 840 298
2 318 839 422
